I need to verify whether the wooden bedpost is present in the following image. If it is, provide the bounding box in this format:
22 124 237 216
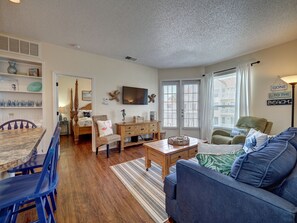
73 80 79 144
70 88 74 135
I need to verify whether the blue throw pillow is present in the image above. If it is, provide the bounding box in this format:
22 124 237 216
271 163 297 206
231 139 297 188
272 128 297 150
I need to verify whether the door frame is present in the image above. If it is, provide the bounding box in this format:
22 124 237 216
159 78 201 137
52 72 95 151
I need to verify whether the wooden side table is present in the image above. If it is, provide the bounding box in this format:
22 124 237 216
59 120 69 135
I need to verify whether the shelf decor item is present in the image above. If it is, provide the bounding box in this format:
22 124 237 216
168 136 190 146
29 68 39 77
7 61 17 74
27 82 42 92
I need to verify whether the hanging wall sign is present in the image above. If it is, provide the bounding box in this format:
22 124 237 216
268 91 291 99
267 99 292 106
270 77 288 91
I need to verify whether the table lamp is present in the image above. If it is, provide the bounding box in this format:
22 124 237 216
58 106 66 121
281 75 297 127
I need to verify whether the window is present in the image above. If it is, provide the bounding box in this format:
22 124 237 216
213 70 236 128
182 81 199 128
162 82 178 128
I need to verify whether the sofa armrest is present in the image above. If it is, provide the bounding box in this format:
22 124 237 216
212 129 231 137
175 160 297 223
231 135 246 144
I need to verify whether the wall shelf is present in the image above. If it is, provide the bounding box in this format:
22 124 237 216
0 107 42 109
0 72 42 79
0 90 42 94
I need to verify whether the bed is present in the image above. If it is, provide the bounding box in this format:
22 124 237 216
70 80 92 144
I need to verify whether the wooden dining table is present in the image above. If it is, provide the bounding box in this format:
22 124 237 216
0 128 46 175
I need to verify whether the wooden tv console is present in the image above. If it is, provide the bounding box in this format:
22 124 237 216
116 121 160 149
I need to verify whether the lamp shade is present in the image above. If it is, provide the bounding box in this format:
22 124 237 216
9 0 21 3
281 75 297 84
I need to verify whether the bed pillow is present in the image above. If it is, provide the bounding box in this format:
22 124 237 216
83 111 91 117
97 120 113 136
78 110 92 118
243 128 268 153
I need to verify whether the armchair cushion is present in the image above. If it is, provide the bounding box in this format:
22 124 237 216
231 139 297 187
236 116 268 132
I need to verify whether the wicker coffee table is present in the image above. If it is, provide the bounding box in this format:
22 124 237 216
144 137 206 179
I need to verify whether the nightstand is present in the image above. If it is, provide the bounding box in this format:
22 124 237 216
59 120 69 135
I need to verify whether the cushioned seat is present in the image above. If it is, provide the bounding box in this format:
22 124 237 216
164 127 297 223
92 115 121 158
211 116 273 145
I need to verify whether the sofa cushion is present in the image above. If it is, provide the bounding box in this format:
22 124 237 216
164 173 177 199
196 149 244 176
271 163 297 206
231 139 297 187
243 128 268 153
272 127 297 150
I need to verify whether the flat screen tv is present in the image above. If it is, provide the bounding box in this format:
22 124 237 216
122 86 148 105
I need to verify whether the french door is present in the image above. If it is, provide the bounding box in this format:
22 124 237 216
161 80 200 137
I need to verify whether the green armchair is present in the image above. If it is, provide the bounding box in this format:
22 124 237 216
211 116 273 145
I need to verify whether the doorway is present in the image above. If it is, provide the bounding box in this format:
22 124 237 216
53 73 93 141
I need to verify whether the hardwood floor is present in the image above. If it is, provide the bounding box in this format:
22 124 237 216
17 135 155 223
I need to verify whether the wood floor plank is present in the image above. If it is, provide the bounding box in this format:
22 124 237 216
16 135 154 223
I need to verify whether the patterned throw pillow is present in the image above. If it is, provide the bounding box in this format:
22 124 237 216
196 149 245 175
230 127 248 137
243 128 268 153
97 120 113 136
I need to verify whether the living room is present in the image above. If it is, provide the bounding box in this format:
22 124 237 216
1 0 297 222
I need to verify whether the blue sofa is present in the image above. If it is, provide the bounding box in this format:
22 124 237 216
164 128 297 223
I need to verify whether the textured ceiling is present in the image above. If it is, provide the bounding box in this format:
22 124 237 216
0 0 297 68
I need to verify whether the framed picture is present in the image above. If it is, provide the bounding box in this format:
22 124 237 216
82 90 92 101
29 68 39 77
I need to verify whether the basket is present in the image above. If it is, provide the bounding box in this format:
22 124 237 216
168 136 190 146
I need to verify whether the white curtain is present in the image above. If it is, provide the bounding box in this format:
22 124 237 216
200 73 214 141
235 63 251 121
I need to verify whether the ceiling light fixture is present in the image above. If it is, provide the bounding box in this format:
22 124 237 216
9 0 21 3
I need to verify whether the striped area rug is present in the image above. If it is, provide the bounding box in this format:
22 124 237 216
110 157 196 223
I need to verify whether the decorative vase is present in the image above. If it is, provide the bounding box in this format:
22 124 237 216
7 61 17 74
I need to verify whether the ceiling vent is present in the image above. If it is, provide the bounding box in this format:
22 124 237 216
0 34 39 57
125 56 137 61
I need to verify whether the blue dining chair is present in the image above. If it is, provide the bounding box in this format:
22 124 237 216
0 127 60 223
0 119 37 130
7 123 59 175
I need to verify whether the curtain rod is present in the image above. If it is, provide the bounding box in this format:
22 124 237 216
212 60 261 75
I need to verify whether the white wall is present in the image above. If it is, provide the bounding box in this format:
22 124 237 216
0 43 158 151
205 39 297 134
